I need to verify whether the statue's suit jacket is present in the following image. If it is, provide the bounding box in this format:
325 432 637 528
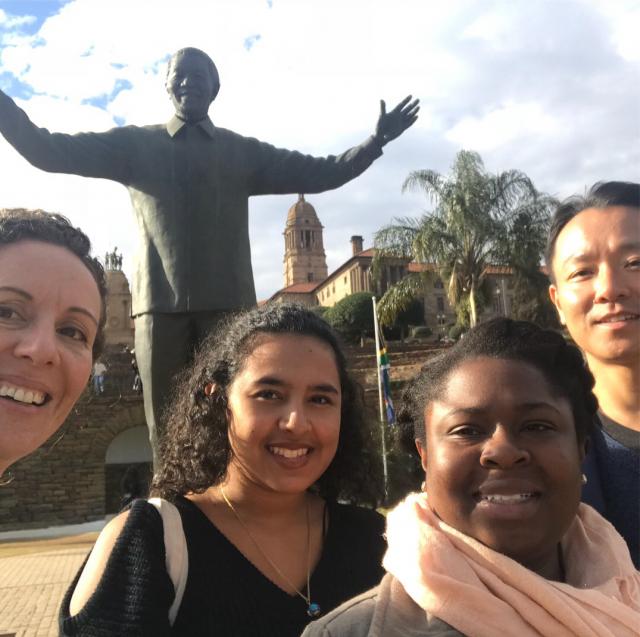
0 91 383 315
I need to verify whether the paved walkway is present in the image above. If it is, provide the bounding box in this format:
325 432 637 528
0 547 90 637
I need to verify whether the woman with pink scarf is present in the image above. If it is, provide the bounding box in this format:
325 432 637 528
303 318 640 637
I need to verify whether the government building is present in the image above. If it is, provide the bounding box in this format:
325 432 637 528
269 194 516 331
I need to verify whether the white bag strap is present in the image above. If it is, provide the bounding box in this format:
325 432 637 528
148 497 189 626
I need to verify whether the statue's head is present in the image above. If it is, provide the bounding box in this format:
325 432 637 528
166 47 220 123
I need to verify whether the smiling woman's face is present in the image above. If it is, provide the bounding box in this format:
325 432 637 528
418 356 585 574
225 333 342 495
0 241 101 473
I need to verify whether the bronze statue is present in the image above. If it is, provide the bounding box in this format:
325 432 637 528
0 47 419 464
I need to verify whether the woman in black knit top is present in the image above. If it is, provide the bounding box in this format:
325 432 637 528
60 304 386 636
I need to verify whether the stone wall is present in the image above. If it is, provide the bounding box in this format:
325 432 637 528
0 394 145 532
0 340 445 533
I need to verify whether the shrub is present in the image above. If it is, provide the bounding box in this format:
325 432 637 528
410 325 432 339
448 323 466 341
324 292 375 343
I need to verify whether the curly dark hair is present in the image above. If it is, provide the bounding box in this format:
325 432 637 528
397 318 598 455
152 303 382 506
0 208 107 359
546 181 639 281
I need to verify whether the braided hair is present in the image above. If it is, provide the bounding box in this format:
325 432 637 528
398 318 598 454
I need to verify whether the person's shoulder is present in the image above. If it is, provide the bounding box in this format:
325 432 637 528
137 123 166 132
96 498 164 552
302 586 379 637
304 576 465 637
329 501 385 532
208 125 248 142
325 502 386 572
597 412 640 453
213 126 282 151
65 499 164 617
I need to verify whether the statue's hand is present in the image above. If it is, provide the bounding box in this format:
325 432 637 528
374 95 420 146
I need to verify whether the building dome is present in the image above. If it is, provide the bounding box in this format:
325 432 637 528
283 194 327 288
286 194 321 227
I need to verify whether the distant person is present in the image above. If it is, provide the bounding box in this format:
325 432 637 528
547 181 639 566
0 46 420 467
131 350 142 394
61 304 386 636
304 319 640 637
119 465 146 510
0 208 106 480
92 360 107 395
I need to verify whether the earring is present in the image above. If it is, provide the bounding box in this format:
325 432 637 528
581 473 588 486
420 481 426 492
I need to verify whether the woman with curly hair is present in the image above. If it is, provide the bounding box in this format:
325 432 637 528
61 304 386 636
0 208 106 480
304 318 640 637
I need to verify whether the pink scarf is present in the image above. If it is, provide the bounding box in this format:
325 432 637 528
383 493 640 637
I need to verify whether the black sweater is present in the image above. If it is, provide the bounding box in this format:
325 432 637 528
60 497 386 636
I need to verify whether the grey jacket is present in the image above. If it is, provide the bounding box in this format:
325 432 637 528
0 90 382 315
301 574 465 637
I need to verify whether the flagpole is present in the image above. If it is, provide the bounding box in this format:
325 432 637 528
372 296 389 501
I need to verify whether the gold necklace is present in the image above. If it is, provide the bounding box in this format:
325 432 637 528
219 485 321 618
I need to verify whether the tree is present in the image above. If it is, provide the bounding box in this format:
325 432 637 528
373 150 555 327
324 292 375 343
310 304 329 320
498 207 560 327
384 298 425 341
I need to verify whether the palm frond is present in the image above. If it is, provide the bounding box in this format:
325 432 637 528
373 150 554 330
401 170 444 204
377 273 426 326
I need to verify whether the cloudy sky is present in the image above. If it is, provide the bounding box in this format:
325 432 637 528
0 0 638 301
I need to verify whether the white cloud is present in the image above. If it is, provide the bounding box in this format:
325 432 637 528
0 0 638 299
0 9 36 29
446 101 560 152
588 0 640 61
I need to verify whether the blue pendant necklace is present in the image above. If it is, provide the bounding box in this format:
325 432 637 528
220 486 321 618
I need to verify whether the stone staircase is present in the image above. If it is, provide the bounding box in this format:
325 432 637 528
344 340 449 389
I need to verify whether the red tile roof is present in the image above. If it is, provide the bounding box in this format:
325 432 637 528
407 262 437 273
281 282 320 293
268 282 321 302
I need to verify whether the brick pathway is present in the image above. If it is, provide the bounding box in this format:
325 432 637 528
0 548 89 637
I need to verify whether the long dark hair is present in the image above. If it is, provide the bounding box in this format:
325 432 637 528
152 304 382 506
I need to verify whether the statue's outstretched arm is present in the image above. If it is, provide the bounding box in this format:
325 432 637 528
0 89 129 183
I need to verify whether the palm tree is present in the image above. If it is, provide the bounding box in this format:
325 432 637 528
373 150 555 328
